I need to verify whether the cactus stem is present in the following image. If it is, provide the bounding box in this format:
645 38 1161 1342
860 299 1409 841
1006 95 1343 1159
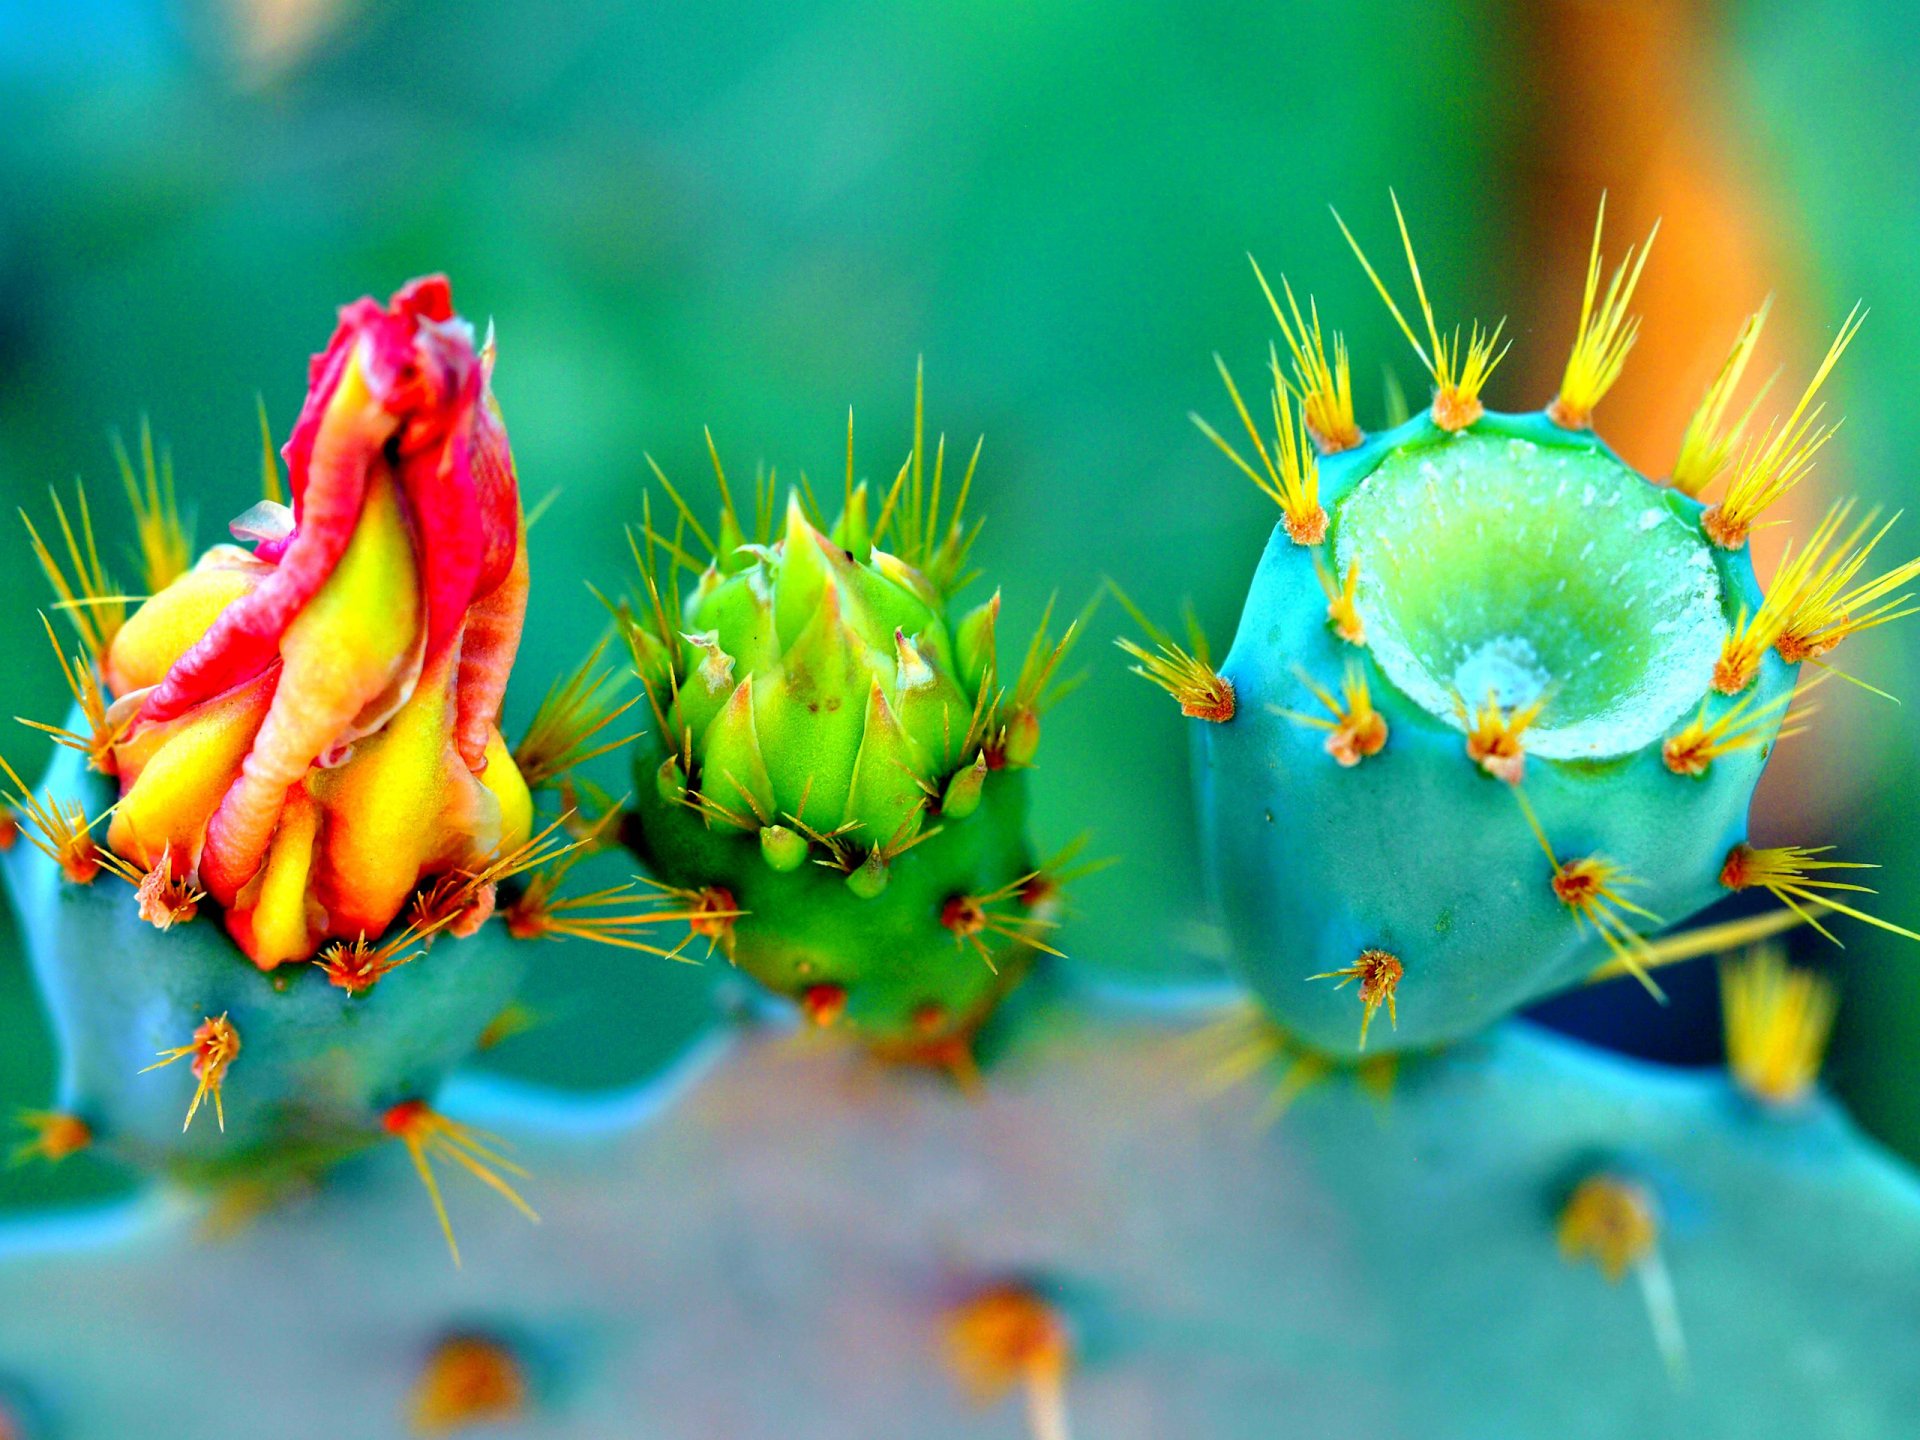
382 1100 538 1269
17 613 125 773
1272 660 1388 766
1662 680 1808 777
1313 553 1365 645
1516 790 1662 997
1670 301 1773 497
1720 944 1836 1108
1719 842 1920 945
1249 256 1361 454
1332 193 1508 432
1454 687 1546 784
140 1013 240 1133
0 755 105 884
10 1110 92 1166
1702 304 1864 550
409 1334 529 1435
1559 1174 1688 1382
1193 355 1327 543
1307 948 1403 1050
1547 196 1657 431
944 1284 1074 1440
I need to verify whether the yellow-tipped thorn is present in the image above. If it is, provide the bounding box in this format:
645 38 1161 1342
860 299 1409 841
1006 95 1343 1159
1559 1174 1688 1384
1308 948 1403 1050
1515 789 1663 999
1548 197 1658 430
11 1110 92 1166
1671 300 1773 497
1313 552 1364 645
1333 193 1508 431
1109 585 1234 722
944 1284 1074 1440
114 417 193 595
140 1013 239 1133
1455 686 1547 784
1250 256 1362 453
1720 842 1920 947
1702 305 1865 549
1193 357 1328 543
383 1100 539 1269
1721 944 1836 1108
1273 659 1387 766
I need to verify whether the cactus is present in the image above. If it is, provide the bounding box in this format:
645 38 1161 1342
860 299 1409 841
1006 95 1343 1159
0 281 670 1245
1127 198 1920 1056
2 231 1917 1439
618 375 1084 1065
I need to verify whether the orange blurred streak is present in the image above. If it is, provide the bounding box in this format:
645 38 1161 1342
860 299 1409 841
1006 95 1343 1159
1521 0 1848 827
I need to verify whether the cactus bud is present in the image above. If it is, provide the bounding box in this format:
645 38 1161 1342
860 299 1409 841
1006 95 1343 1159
941 754 989 820
759 823 808 872
624 380 1080 1058
1001 707 1041 767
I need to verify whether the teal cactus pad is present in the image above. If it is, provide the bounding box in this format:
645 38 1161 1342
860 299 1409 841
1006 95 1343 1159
0 998 1913 1437
1197 411 1797 1055
2 739 530 1185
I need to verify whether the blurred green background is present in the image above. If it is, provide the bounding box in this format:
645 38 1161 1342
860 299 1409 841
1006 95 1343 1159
1 0 1915 1210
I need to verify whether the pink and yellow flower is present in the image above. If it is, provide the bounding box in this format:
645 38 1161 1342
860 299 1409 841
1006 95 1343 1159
101 277 533 968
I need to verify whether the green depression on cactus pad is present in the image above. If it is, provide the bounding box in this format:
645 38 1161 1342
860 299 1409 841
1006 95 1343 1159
1336 434 1727 760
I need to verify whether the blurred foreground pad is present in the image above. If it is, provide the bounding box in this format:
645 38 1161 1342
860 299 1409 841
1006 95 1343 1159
0 998 1914 1438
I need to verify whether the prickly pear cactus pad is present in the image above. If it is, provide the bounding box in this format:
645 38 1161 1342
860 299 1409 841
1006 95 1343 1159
621 377 1084 1063
1126 199 1920 1057
0 997 1917 1440
2 279 667 1208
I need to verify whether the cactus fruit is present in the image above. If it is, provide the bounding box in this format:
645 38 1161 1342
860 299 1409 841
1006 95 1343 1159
1 995 1918 1438
620 375 1083 1063
1128 198 1920 1056
0 279 663 1219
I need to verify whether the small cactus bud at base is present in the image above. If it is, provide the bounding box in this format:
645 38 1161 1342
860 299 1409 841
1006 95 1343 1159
758 824 809 872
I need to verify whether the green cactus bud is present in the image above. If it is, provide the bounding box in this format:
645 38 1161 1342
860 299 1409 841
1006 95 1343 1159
955 591 1001 696
941 753 989 820
1001 707 1042 767
832 480 873 564
846 848 892 898
758 824 809 872
624 377 1082 1058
